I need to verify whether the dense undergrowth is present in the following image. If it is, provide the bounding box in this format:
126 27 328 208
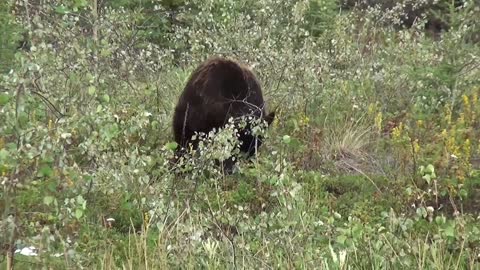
1 0 480 269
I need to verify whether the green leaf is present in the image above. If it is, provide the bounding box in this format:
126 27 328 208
416 207 427 218
165 142 178 151
76 195 87 209
100 48 112 57
426 164 435 177
268 176 279 185
444 222 455 238
435 215 446 225
422 174 431 184
336 235 347 245
351 224 363 239
88 86 96 96
0 149 9 160
43 196 55 206
75 208 83 219
282 135 291 144
38 165 54 178
102 94 110 103
0 93 10 105
86 73 94 83
54 5 70 14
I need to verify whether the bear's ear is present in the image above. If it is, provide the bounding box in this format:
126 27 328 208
264 111 276 126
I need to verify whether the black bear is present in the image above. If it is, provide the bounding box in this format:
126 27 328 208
172 57 275 172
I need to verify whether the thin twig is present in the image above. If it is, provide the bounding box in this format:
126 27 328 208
31 89 65 118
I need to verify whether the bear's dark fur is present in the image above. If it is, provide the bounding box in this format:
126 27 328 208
172 57 275 171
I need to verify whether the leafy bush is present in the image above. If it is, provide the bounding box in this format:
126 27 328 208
0 1 23 73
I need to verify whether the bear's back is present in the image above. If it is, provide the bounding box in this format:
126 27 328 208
173 57 268 148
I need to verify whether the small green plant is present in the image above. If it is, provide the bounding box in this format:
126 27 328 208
420 164 436 185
